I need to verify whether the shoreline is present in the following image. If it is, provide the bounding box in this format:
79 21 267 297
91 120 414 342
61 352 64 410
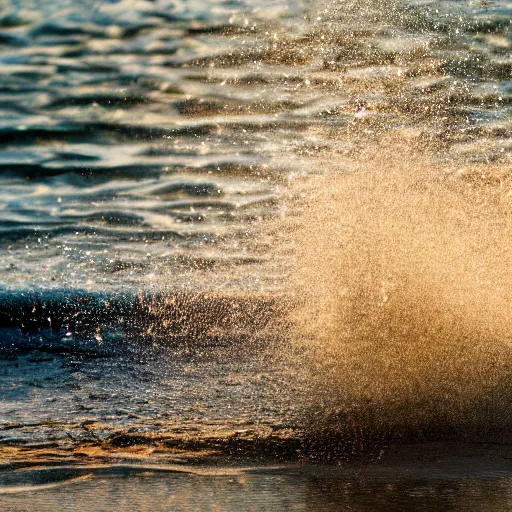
4 437 512 473
4 418 512 471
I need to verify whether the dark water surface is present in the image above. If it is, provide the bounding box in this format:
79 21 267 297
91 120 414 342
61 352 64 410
0 0 313 293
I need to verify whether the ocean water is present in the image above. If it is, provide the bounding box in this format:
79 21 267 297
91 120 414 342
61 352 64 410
1 0 512 506
0 0 509 294
0 0 313 294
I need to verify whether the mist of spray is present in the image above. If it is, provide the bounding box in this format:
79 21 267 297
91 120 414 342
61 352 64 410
284 141 512 458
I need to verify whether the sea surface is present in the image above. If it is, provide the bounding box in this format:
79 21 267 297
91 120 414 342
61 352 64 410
0 0 511 508
0 0 509 293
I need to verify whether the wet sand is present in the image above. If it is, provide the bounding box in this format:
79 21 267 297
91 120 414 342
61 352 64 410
5 445 512 511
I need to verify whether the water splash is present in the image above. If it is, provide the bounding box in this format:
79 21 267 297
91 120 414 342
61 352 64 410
284 140 512 457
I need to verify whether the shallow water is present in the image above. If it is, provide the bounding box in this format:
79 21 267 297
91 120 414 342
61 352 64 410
4 463 512 511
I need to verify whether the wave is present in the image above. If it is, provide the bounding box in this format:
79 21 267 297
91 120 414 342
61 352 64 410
0 288 282 357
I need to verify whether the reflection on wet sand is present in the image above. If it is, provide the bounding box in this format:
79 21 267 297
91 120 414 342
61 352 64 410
4 461 512 511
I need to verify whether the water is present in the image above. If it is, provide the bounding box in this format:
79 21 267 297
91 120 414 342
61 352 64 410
4 462 512 511
1 0 511 507
5 461 512 511
0 0 312 293
1 0 507 293
289 145 512 458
